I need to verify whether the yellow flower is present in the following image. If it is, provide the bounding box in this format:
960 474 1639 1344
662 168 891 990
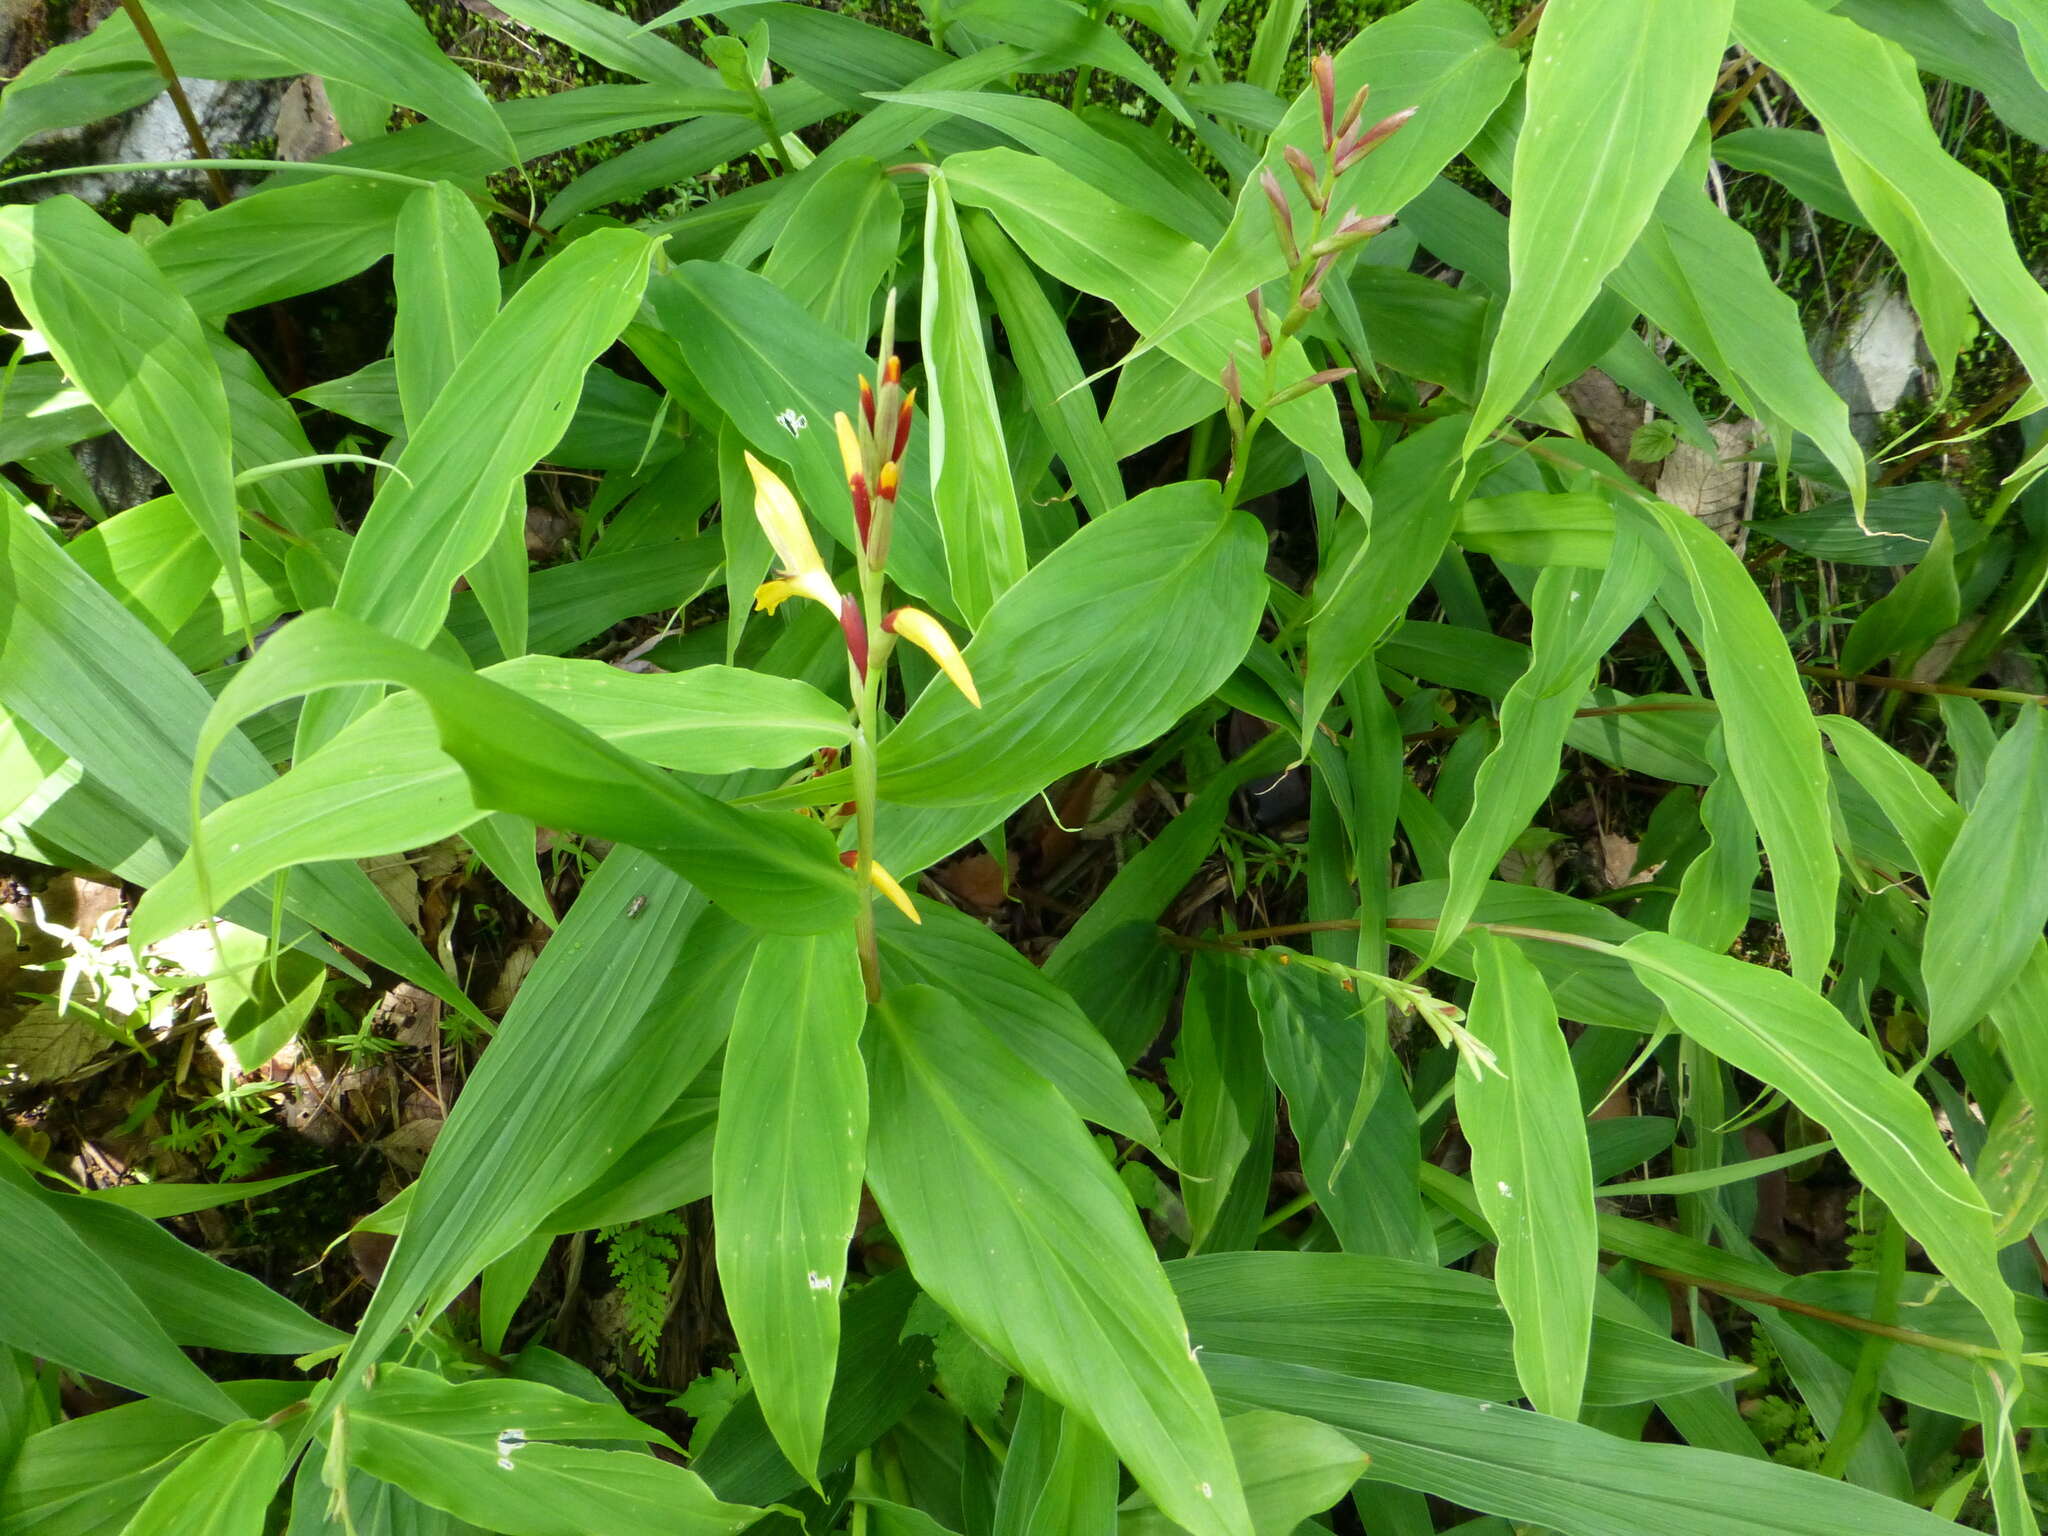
745 451 839 614
884 607 980 708
867 858 921 924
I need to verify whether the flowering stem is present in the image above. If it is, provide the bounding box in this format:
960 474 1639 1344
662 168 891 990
849 548 888 1002
1223 163 1335 511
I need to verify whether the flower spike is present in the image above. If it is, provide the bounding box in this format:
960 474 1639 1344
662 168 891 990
884 607 980 707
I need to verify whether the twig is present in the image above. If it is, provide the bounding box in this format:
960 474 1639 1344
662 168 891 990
1798 664 2048 708
118 0 234 206
1637 1262 2007 1364
1501 1 1547 49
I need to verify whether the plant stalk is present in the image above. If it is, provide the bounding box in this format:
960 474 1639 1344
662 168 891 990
118 0 234 206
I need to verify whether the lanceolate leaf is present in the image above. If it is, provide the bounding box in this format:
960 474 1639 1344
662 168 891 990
1300 417 1468 746
1465 0 1735 454
1922 705 2048 1049
872 480 1266 806
0 1174 240 1424
714 928 868 1484
1734 0 2048 403
864 984 1252 1536
1456 934 1596 1422
152 0 517 163
300 228 654 753
1623 932 2020 1358
342 1368 761 1536
1207 1356 1980 1536
921 170 1029 623
1651 502 1836 985
115 1420 282 1536
334 853 732 1404
178 610 854 935
392 180 498 430
136 660 849 939
1430 513 1660 963
0 197 247 625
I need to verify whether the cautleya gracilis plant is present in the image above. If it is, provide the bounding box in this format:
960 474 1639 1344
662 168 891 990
1 1 2047 1533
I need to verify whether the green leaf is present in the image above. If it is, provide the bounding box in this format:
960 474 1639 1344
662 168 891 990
0 197 247 625
1733 0 2048 410
46 1185 344 1357
152 0 516 163
865 984 1251 1536
714 928 868 1485
80 1167 325 1220
1466 0 1734 454
1923 705 2048 1048
0 487 468 1021
65 497 219 642
1171 955 1265 1254
648 261 952 609
0 1174 240 1423
115 1420 282 1536
875 902 1160 1149
137 658 848 938
1713 127 1870 229
871 480 1265 807
1206 1355 1978 1536
171 609 853 936
148 178 413 317
1984 0 2048 89
300 228 653 754
1839 516 1961 676
693 1267 934 1507
0 1383 300 1536
1432 504 1659 960
995 1387 1117 1536
1118 1410 1365 1536
1651 502 1836 985
960 210 1126 517
1248 954 1425 1260
1622 931 2020 1357
334 854 732 1408
1171 1251 1747 1407
342 1367 761 1536
1300 417 1468 745
922 170 1029 623
1618 173 1869 514
761 156 903 343
1455 934 1596 1421
393 180 498 430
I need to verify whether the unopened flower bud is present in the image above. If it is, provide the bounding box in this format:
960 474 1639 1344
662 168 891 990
1309 210 1396 258
1247 289 1273 359
859 374 876 430
1312 53 1337 149
1337 82 1370 141
877 460 900 504
892 386 916 463
1222 352 1243 408
1268 365 1357 409
840 593 868 678
1301 251 1338 307
1259 168 1300 266
1283 144 1325 212
1334 106 1415 174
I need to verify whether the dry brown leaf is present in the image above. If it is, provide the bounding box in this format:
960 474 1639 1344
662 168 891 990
1655 420 1758 552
